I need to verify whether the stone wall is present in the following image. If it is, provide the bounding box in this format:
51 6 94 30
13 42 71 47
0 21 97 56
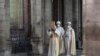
0 0 10 56
0 0 5 51
83 0 100 56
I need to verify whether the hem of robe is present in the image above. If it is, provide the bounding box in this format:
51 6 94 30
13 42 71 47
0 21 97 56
48 37 59 56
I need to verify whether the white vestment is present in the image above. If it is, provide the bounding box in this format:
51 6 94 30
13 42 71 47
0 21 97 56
47 29 60 56
56 26 65 54
65 28 76 56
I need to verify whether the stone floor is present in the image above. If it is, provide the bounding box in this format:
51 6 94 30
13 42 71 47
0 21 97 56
60 49 84 56
0 49 84 56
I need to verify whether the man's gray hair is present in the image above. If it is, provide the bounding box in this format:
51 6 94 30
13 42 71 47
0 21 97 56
57 21 61 25
67 21 72 25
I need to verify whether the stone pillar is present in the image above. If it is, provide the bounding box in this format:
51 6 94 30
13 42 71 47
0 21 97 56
43 0 52 45
0 0 11 56
31 0 43 55
0 0 6 52
43 0 52 55
82 0 86 55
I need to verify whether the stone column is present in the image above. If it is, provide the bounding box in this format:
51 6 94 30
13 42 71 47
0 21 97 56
31 0 43 55
0 0 6 52
43 0 52 45
42 0 52 55
1 0 10 56
83 0 86 55
31 0 52 55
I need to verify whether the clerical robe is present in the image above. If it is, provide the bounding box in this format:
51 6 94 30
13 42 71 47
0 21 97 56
56 26 65 54
48 30 59 56
65 28 76 56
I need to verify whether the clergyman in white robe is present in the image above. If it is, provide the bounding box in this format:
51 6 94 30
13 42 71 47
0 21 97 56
64 22 76 56
56 21 65 54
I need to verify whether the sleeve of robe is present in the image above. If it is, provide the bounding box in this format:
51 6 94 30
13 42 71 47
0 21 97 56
47 30 52 37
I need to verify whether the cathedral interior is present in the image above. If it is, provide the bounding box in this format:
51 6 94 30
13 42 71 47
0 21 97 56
1 0 83 56
1 0 100 56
